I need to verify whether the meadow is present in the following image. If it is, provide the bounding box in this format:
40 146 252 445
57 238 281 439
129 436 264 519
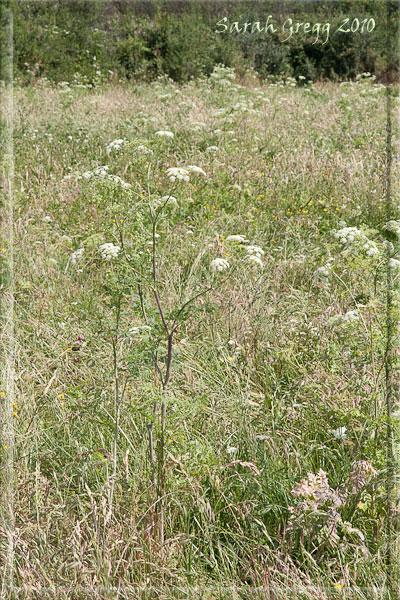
2 66 400 598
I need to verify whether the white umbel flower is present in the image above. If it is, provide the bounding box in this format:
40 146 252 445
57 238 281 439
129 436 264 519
187 165 206 176
98 243 121 260
363 240 379 256
341 309 359 324
226 234 247 243
246 254 263 268
106 138 126 153
107 174 131 189
135 144 153 155
331 426 347 440
389 258 400 270
155 130 174 138
80 165 131 188
70 247 85 264
245 245 264 257
82 165 109 179
333 226 380 258
314 264 332 286
210 258 230 272
384 220 400 239
153 195 178 208
166 167 190 183
333 227 362 244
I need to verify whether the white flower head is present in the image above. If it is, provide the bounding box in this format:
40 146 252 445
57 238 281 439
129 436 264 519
135 144 153 155
153 195 178 209
155 130 174 138
210 258 230 273
246 254 264 268
333 227 362 244
389 258 400 270
98 242 121 260
314 264 332 285
80 165 130 188
226 234 247 244
107 174 131 189
166 167 190 183
245 245 264 257
82 165 109 180
331 426 347 440
334 226 380 258
106 138 126 154
384 220 400 239
70 248 85 265
341 309 359 324
187 165 206 176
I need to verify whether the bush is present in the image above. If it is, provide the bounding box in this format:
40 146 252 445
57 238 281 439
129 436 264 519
5 0 399 84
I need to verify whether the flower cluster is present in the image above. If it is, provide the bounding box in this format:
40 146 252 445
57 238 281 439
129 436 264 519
155 130 174 138
331 426 347 440
389 258 400 272
384 220 400 239
210 257 230 273
288 469 345 547
231 98 260 116
245 245 264 268
209 235 266 274
152 195 178 209
348 460 377 494
70 247 85 265
209 64 236 88
245 245 264 256
135 144 153 155
287 460 376 552
313 263 332 286
333 226 379 257
98 242 121 260
341 309 360 324
292 469 344 513
81 166 131 189
226 234 248 243
106 138 127 153
167 167 189 182
166 165 206 182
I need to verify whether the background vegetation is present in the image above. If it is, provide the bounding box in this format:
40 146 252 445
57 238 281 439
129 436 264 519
1 0 399 85
1 64 399 597
1 1 400 598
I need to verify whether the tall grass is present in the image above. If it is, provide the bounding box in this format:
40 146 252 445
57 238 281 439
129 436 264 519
1 68 399 598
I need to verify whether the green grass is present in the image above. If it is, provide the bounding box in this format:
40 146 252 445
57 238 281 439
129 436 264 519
1 68 399 599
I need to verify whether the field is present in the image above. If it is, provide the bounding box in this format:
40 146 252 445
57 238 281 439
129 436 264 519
1 67 399 598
